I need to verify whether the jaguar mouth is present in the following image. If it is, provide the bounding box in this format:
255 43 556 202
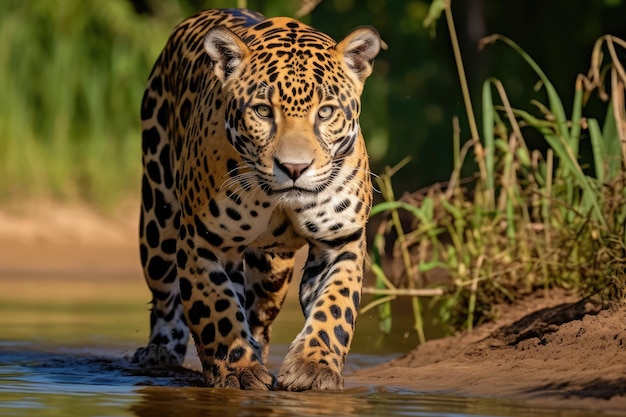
272 186 316 195
258 178 327 196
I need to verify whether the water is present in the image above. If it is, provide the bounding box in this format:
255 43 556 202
0 343 601 417
0 275 612 417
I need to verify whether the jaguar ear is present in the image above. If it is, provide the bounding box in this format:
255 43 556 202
204 26 250 83
335 26 382 85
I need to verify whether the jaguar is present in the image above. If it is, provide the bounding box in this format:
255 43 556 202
132 8 382 391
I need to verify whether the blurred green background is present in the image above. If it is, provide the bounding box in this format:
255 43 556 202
1 0 625 207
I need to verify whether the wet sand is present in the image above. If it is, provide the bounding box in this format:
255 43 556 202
1 205 625 414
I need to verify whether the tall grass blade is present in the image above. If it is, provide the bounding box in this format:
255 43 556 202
480 35 570 144
588 119 606 184
602 101 622 181
482 80 496 208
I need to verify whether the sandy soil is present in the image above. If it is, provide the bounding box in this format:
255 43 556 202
350 291 626 413
1 205 625 413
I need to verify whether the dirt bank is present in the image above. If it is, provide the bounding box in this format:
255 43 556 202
350 291 626 413
1 205 625 413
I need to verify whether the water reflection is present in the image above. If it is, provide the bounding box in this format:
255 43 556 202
129 385 609 417
0 345 608 417
131 386 370 417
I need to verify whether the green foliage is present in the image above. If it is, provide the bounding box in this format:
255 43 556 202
366 2 626 339
0 0 181 206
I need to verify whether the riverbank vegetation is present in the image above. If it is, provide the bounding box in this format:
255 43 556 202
365 0 626 342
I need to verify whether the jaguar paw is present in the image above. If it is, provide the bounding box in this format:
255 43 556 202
208 362 274 390
131 344 183 367
277 356 343 391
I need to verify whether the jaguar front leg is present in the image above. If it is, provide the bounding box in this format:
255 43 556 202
176 227 274 390
277 238 365 391
243 248 297 362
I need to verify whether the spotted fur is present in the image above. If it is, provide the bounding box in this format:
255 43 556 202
132 8 381 391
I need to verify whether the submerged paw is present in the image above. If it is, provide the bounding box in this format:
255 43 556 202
208 363 274 390
131 344 183 367
277 357 343 391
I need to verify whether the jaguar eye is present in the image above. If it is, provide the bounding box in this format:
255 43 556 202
254 104 273 118
317 105 335 120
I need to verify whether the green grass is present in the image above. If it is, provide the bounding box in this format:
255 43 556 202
365 0 626 341
0 1 187 207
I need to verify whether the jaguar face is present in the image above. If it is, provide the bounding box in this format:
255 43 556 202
204 18 380 202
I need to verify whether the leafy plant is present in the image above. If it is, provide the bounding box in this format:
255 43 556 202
364 0 626 339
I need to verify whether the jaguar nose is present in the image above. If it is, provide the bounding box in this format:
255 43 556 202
275 158 312 181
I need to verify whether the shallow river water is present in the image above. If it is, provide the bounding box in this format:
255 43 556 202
0 274 611 417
